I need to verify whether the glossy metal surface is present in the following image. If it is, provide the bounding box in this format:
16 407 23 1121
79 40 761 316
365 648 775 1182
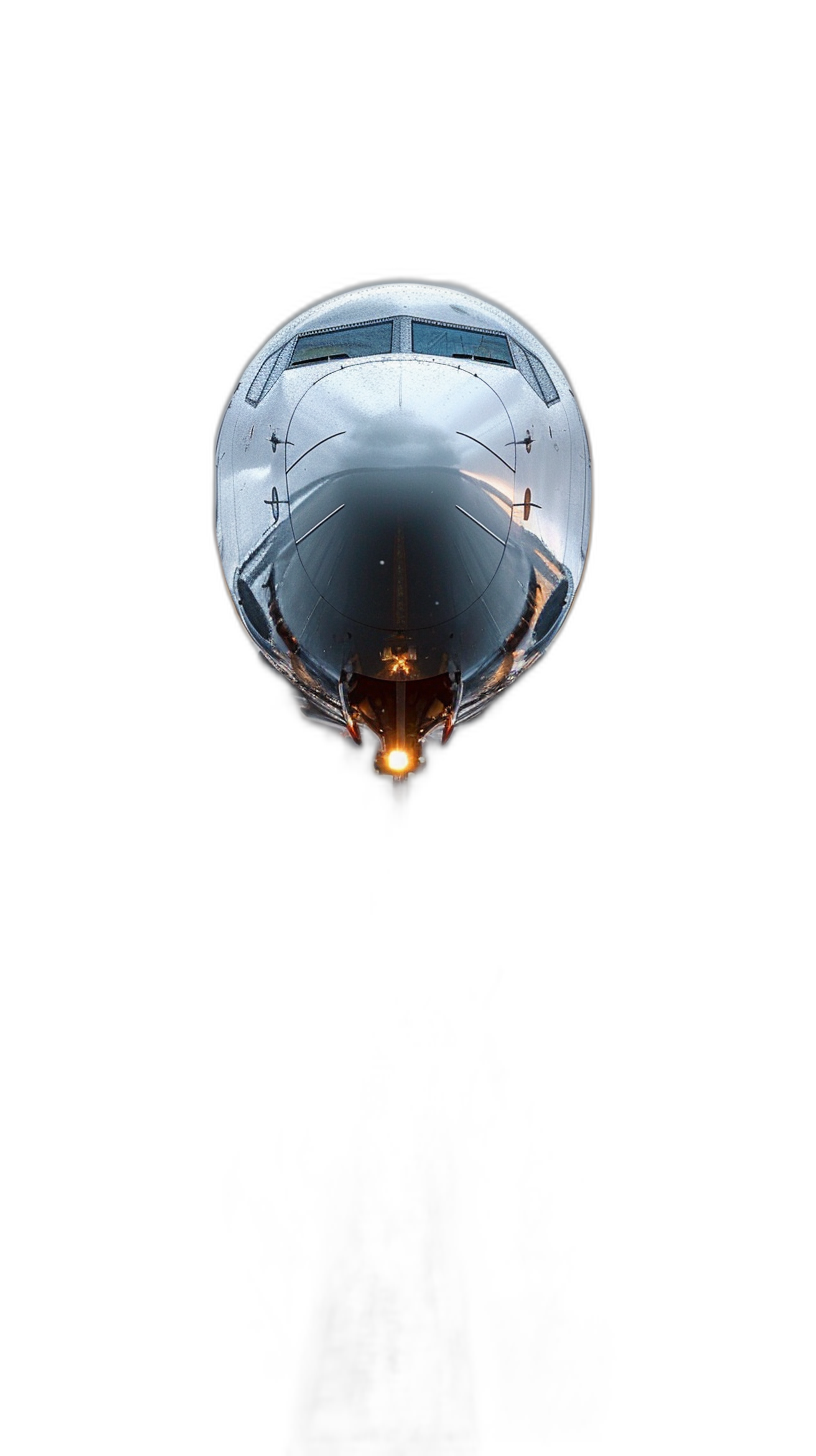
215 283 591 773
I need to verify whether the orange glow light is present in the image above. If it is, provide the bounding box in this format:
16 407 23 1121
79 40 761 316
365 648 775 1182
386 749 410 773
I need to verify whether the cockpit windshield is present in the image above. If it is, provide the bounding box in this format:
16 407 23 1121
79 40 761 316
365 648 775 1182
289 320 394 367
411 320 513 366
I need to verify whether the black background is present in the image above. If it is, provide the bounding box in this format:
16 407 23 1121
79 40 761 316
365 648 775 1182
171 211 664 1450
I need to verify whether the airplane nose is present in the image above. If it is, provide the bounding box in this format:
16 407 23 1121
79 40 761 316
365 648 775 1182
219 284 591 779
284 358 517 634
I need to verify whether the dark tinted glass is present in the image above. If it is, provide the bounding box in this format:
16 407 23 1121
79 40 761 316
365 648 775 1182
411 321 513 366
289 321 393 366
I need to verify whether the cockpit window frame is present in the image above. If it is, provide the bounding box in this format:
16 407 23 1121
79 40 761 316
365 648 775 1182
410 318 515 368
246 343 293 406
246 312 560 407
508 339 560 405
287 317 395 369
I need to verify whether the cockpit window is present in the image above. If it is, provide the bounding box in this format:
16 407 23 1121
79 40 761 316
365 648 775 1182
289 320 394 367
411 320 514 367
507 340 560 404
246 348 282 405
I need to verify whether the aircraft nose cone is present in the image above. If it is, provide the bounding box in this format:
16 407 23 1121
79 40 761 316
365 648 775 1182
284 358 517 632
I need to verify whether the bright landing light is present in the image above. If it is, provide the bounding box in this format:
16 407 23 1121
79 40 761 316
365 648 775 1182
386 749 410 773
